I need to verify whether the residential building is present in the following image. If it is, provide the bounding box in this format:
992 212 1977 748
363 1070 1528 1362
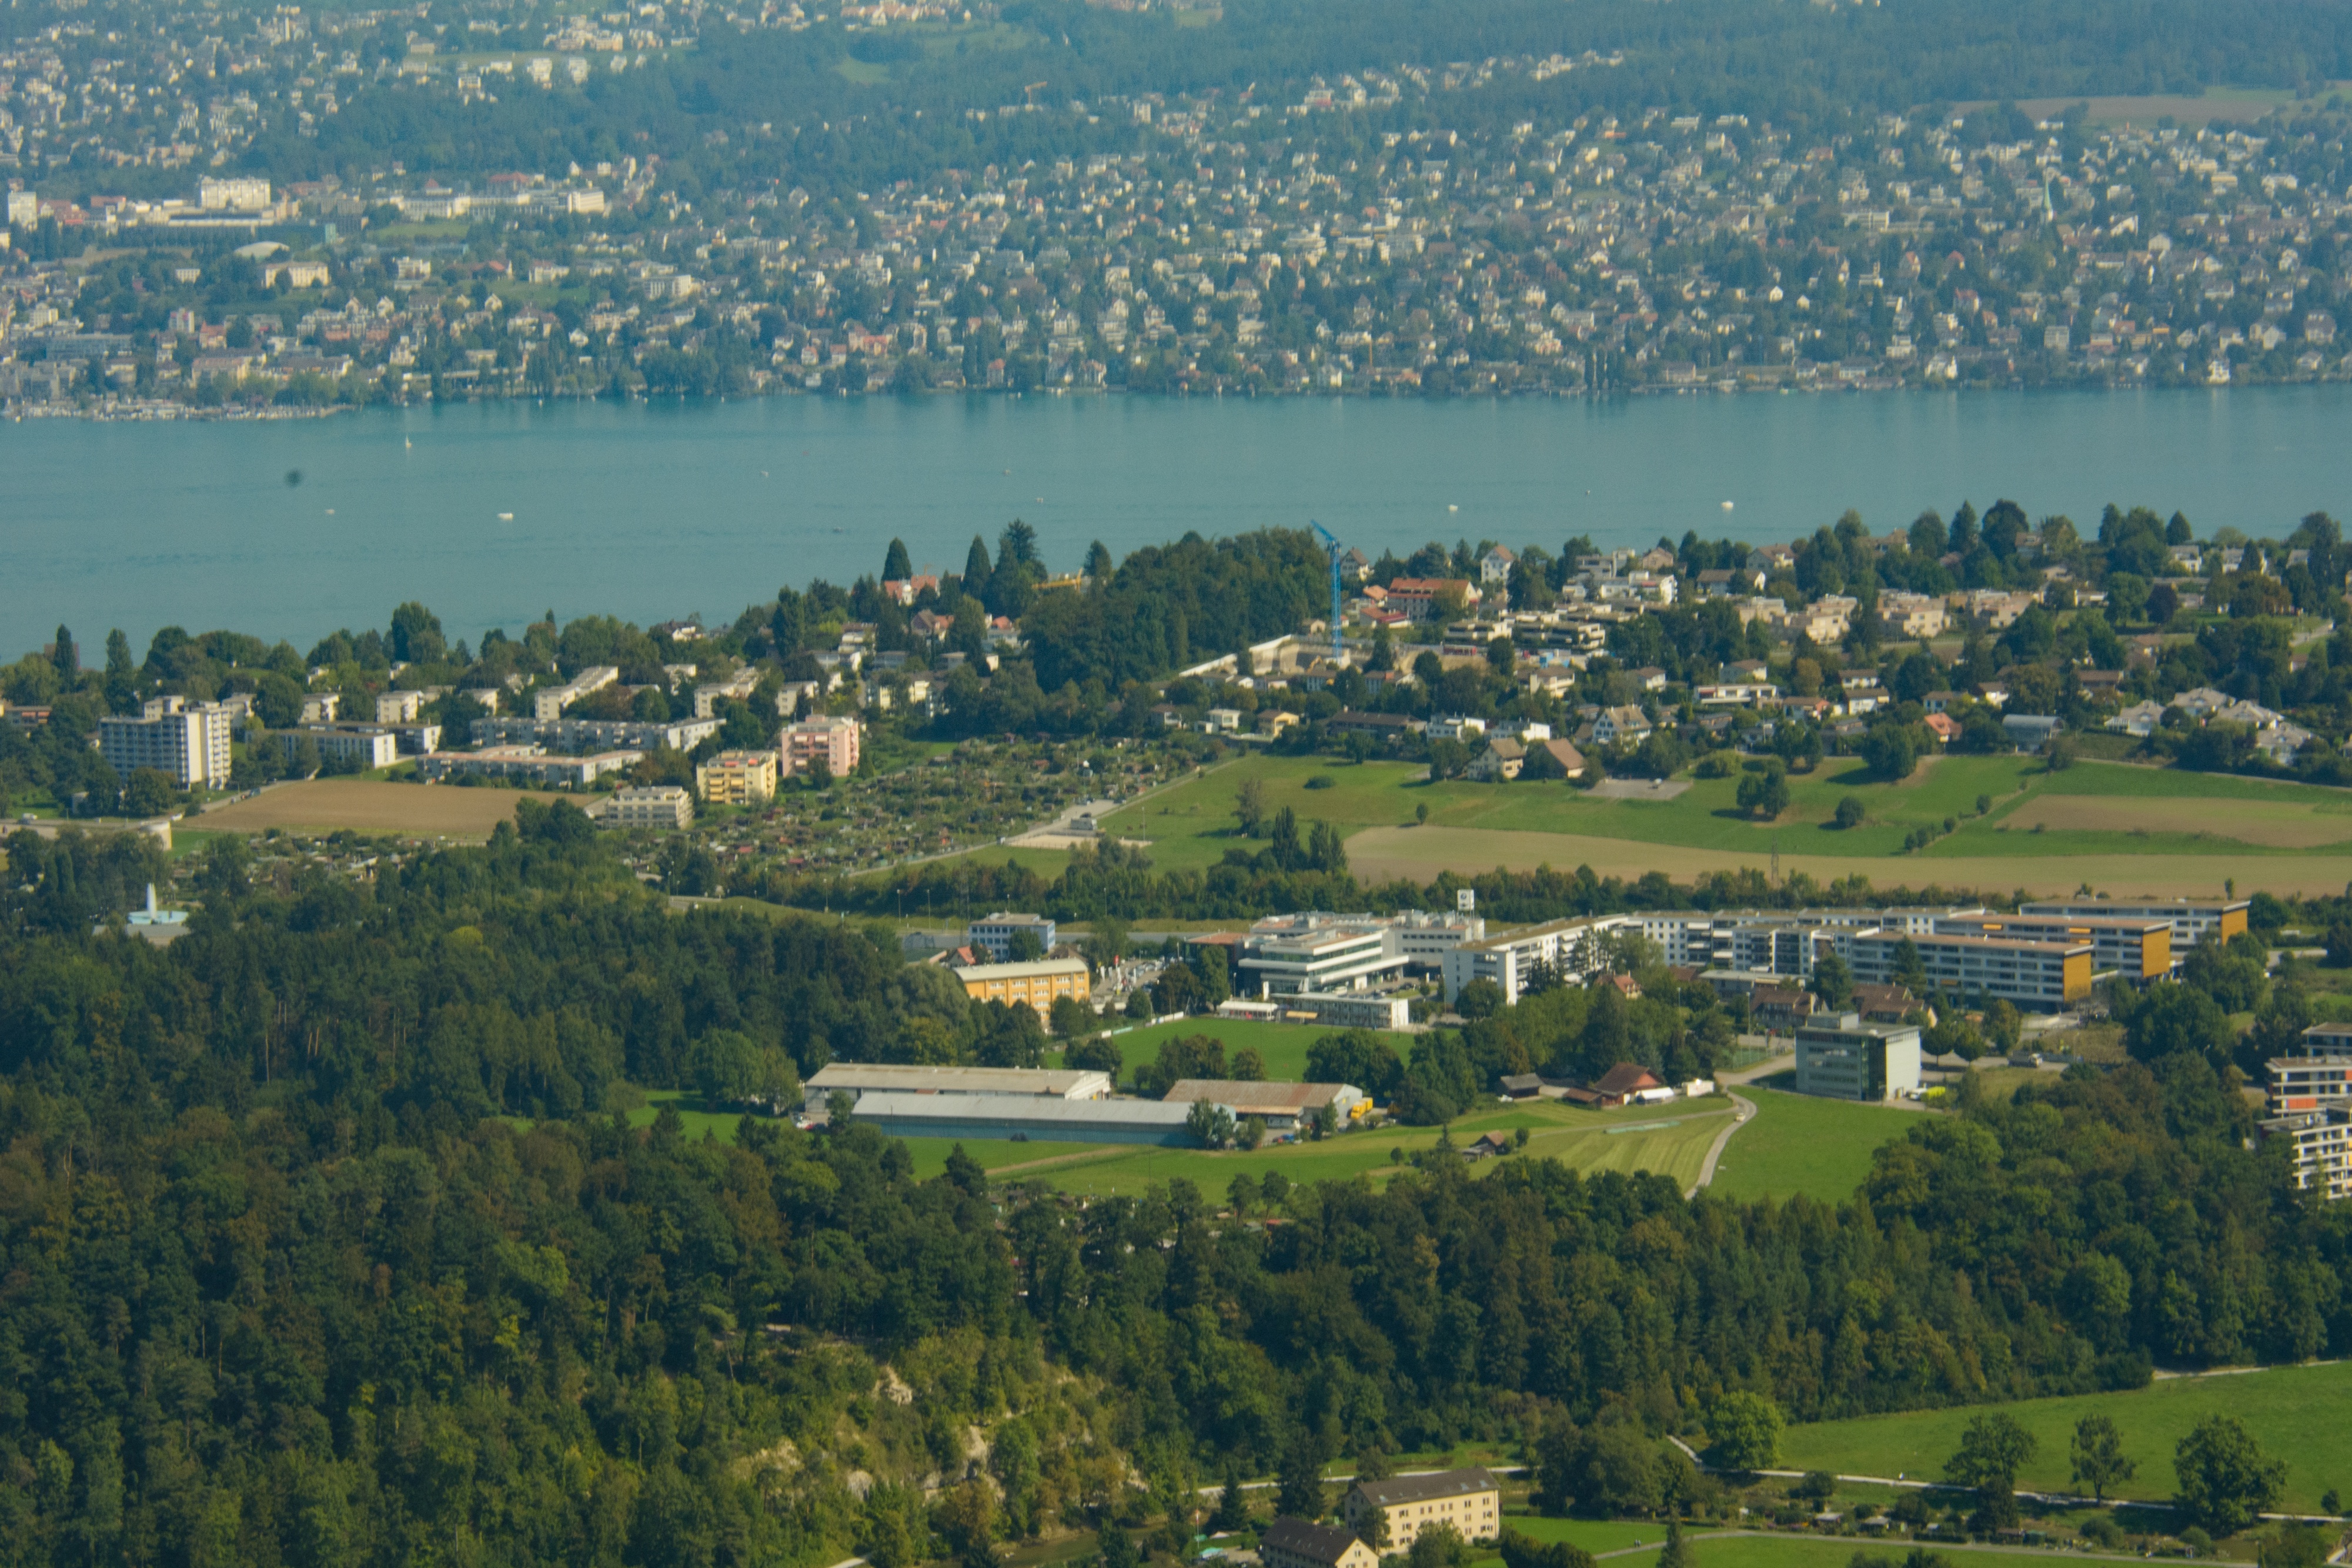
953 957 1091 1018
1159 1079 1370 1128
1477 544 1517 584
279 726 399 770
1593 706 1652 746
968 911 1058 961
1384 578 1479 620
1847 929 2092 1011
2002 714 2063 752
1796 1014 1923 1101
1932 913 2171 979
1261 1520 1381 1568
2260 1105 2352 1200
693 670 761 718
807 1063 1112 1101
697 749 780 805
2019 898 2249 949
299 692 340 724
1876 591 1948 639
1441 915 1631 1005
419 746 640 787
533 665 620 720
1344 1469 1501 1549
98 696 235 788
781 714 861 776
1467 737 1526 780
473 715 723 753
605 786 694 828
376 690 427 724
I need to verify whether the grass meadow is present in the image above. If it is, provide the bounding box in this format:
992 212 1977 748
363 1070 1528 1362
1705 1089 1926 1205
1776 1359 2352 1516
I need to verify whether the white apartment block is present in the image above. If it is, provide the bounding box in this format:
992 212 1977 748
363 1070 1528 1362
1442 915 1635 1005
299 692 340 724
280 727 399 770
376 690 427 724
605 786 695 829
98 696 234 788
533 666 620 721
419 747 639 787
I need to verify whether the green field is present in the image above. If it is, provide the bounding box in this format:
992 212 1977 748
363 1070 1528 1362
1706 1088 1927 1205
968 1096 1735 1199
1511 1533 2164 1568
1776 1360 2352 1515
1068 1017 1420 1086
1085 754 2352 871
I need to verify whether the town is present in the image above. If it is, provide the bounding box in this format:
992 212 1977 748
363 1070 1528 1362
4 0 2352 409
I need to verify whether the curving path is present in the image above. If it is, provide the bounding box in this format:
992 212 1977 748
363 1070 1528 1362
1683 1092 1756 1199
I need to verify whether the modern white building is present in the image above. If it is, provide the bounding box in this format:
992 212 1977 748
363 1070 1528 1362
419 746 640 787
1441 914 1633 1005
968 911 1057 961
533 665 620 720
98 696 234 788
1239 912 1409 996
279 726 399 770
1796 1015 1923 1101
473 715 721 753
604 786 694 828
2019 898 2249 950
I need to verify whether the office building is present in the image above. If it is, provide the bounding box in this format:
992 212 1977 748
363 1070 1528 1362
98 696 234 788
968 911 1058 961
606 786 694 828
697 749 779 806
1795 1015 1923 1101
953 957 1091 1019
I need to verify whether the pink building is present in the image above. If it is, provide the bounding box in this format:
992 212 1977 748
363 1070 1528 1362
781 716 861 777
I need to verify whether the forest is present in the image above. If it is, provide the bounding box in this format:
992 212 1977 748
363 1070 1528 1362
2 815 2349 1564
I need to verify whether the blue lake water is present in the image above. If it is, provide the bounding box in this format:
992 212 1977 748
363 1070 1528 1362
5 386 2351 653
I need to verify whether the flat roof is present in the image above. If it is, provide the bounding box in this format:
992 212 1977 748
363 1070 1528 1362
807 1064 1112 1097
1161 1079 1363 1112
846 1092 1202 1128
953 957 1091 981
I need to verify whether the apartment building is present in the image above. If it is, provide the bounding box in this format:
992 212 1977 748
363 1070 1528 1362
1441 915 1631 1005
953 957 1090 1019
1847 929 2093 1011
605 786 695 829
419 746 640 787
473 715 722 753
1343 1468 1501 1549
1259 1521 1379 1568
376 690 427 724
2019 898 2249 950
98 696 234 788
533 665 620 720
1796 1015 1923 1101
781 714 861 776
697 749 779 805
1933 912 2172 980
278 726 399 770
968 912 1057 961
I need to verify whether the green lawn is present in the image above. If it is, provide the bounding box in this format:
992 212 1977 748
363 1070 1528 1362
1705 1089 1926 1206
1525 1534 2179 1568
1776 1359 2352 1515
1081 752 2352 872
1066 1017 1419 1087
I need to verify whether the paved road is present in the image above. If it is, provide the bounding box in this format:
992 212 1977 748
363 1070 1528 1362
1685 1092 1756 1198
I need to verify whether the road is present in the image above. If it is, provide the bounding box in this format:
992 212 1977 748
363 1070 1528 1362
1684 1092 1756 1199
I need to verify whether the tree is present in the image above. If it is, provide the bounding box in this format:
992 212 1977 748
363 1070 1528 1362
1657 1520 1693 1568
1049 995 1094 1038
388 600 446 664
1705 1392 1784 1472
1007 928 1047 962
1065 1035 1123 1076
1946 1412 2036 1531
1834 795 1866 830
1235 775 1267 837
50 624 75 678
884 538 914 580
2070 1415 2136 1502
1736 765 1790 820
122 766 178 818
1277 1437 1327 1520
1231 1046 1266 1081
1499 1529 1596 1568
1860 723 1921 781
2174 1417 2286 1536
1186 1098 1237 1149
1097 1522 1140 1568
1212 1462 1251 1532
1809 952 1853 1009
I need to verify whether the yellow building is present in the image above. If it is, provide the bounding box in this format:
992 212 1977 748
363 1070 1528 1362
697 749 779 806
1344 1469 1501 1548
956 957 1090 1019
1261 1520 1382 1568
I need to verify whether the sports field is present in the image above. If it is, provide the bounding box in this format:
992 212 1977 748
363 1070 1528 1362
1776 1359 2352 1515
193 779 562 837
1064 755 2352 897
1703 1088 1925 1205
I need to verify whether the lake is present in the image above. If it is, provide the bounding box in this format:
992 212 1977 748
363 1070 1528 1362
6 385 2351 653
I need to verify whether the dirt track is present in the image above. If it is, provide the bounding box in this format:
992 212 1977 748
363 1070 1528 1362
191 780 562 837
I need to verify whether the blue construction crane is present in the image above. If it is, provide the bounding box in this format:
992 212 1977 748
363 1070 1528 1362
1309 520 1348 662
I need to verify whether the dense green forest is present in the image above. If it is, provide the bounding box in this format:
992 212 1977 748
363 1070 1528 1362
2 816 2349 1564
220 0 2352 190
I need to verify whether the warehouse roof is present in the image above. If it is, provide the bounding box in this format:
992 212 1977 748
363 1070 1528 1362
1160 1080 1364 1115
846 1091 1211 1129
807 1064 1113 1099
951 957 1092 981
